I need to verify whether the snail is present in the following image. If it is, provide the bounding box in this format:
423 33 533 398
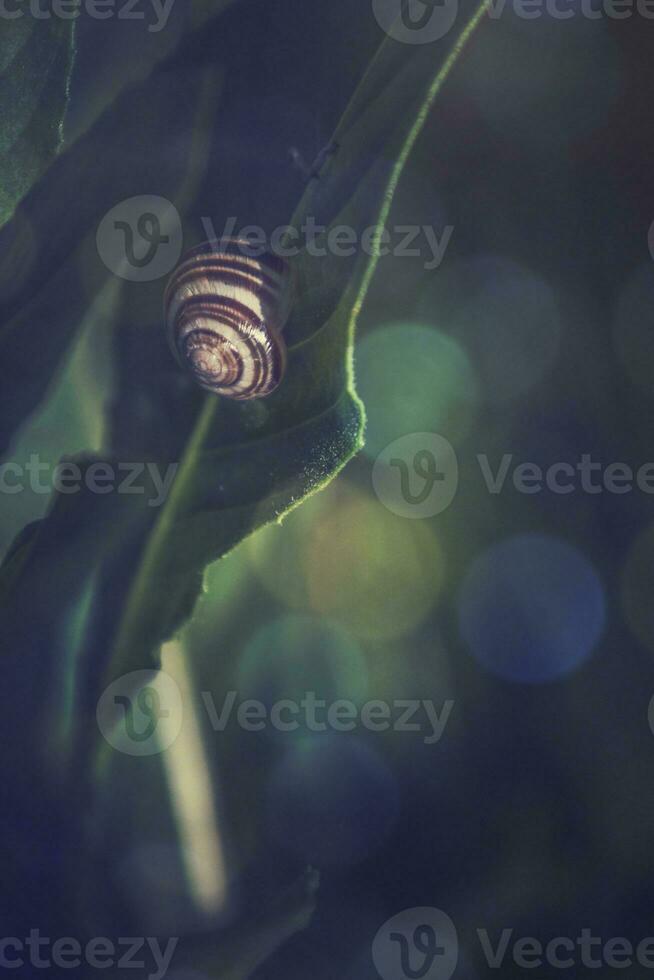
164 239 293 400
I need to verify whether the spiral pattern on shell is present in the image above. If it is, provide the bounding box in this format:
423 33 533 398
164 240 292 400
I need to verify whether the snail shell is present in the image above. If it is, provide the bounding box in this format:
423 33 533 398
164 240 292 400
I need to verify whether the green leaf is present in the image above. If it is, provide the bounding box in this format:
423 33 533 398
161 867 320 980
0 57 220 794
0 15 76 228
0 56 220 458
97 0 491 696
0 1 247 459
0 0 490 784
65 0 241 144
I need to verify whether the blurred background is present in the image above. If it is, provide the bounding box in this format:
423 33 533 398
3 0 654 977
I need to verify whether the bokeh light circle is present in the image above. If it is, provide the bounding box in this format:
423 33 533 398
266 736 399 868
613 264 654 395
306 486 444 640
417 255 562 404
248 483 444 641
237 614 368 733
456 17 621 149
355 323 479 458
458 534 606 682
621 522 654 653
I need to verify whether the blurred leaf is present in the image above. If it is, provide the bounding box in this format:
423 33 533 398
66 0 241 144
95 0 491 696
0 51 220 809
0 53 220 459
166 867 320 980
0 15 76 227
0 0 490 788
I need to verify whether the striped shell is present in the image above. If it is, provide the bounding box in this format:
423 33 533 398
164 240 292 400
